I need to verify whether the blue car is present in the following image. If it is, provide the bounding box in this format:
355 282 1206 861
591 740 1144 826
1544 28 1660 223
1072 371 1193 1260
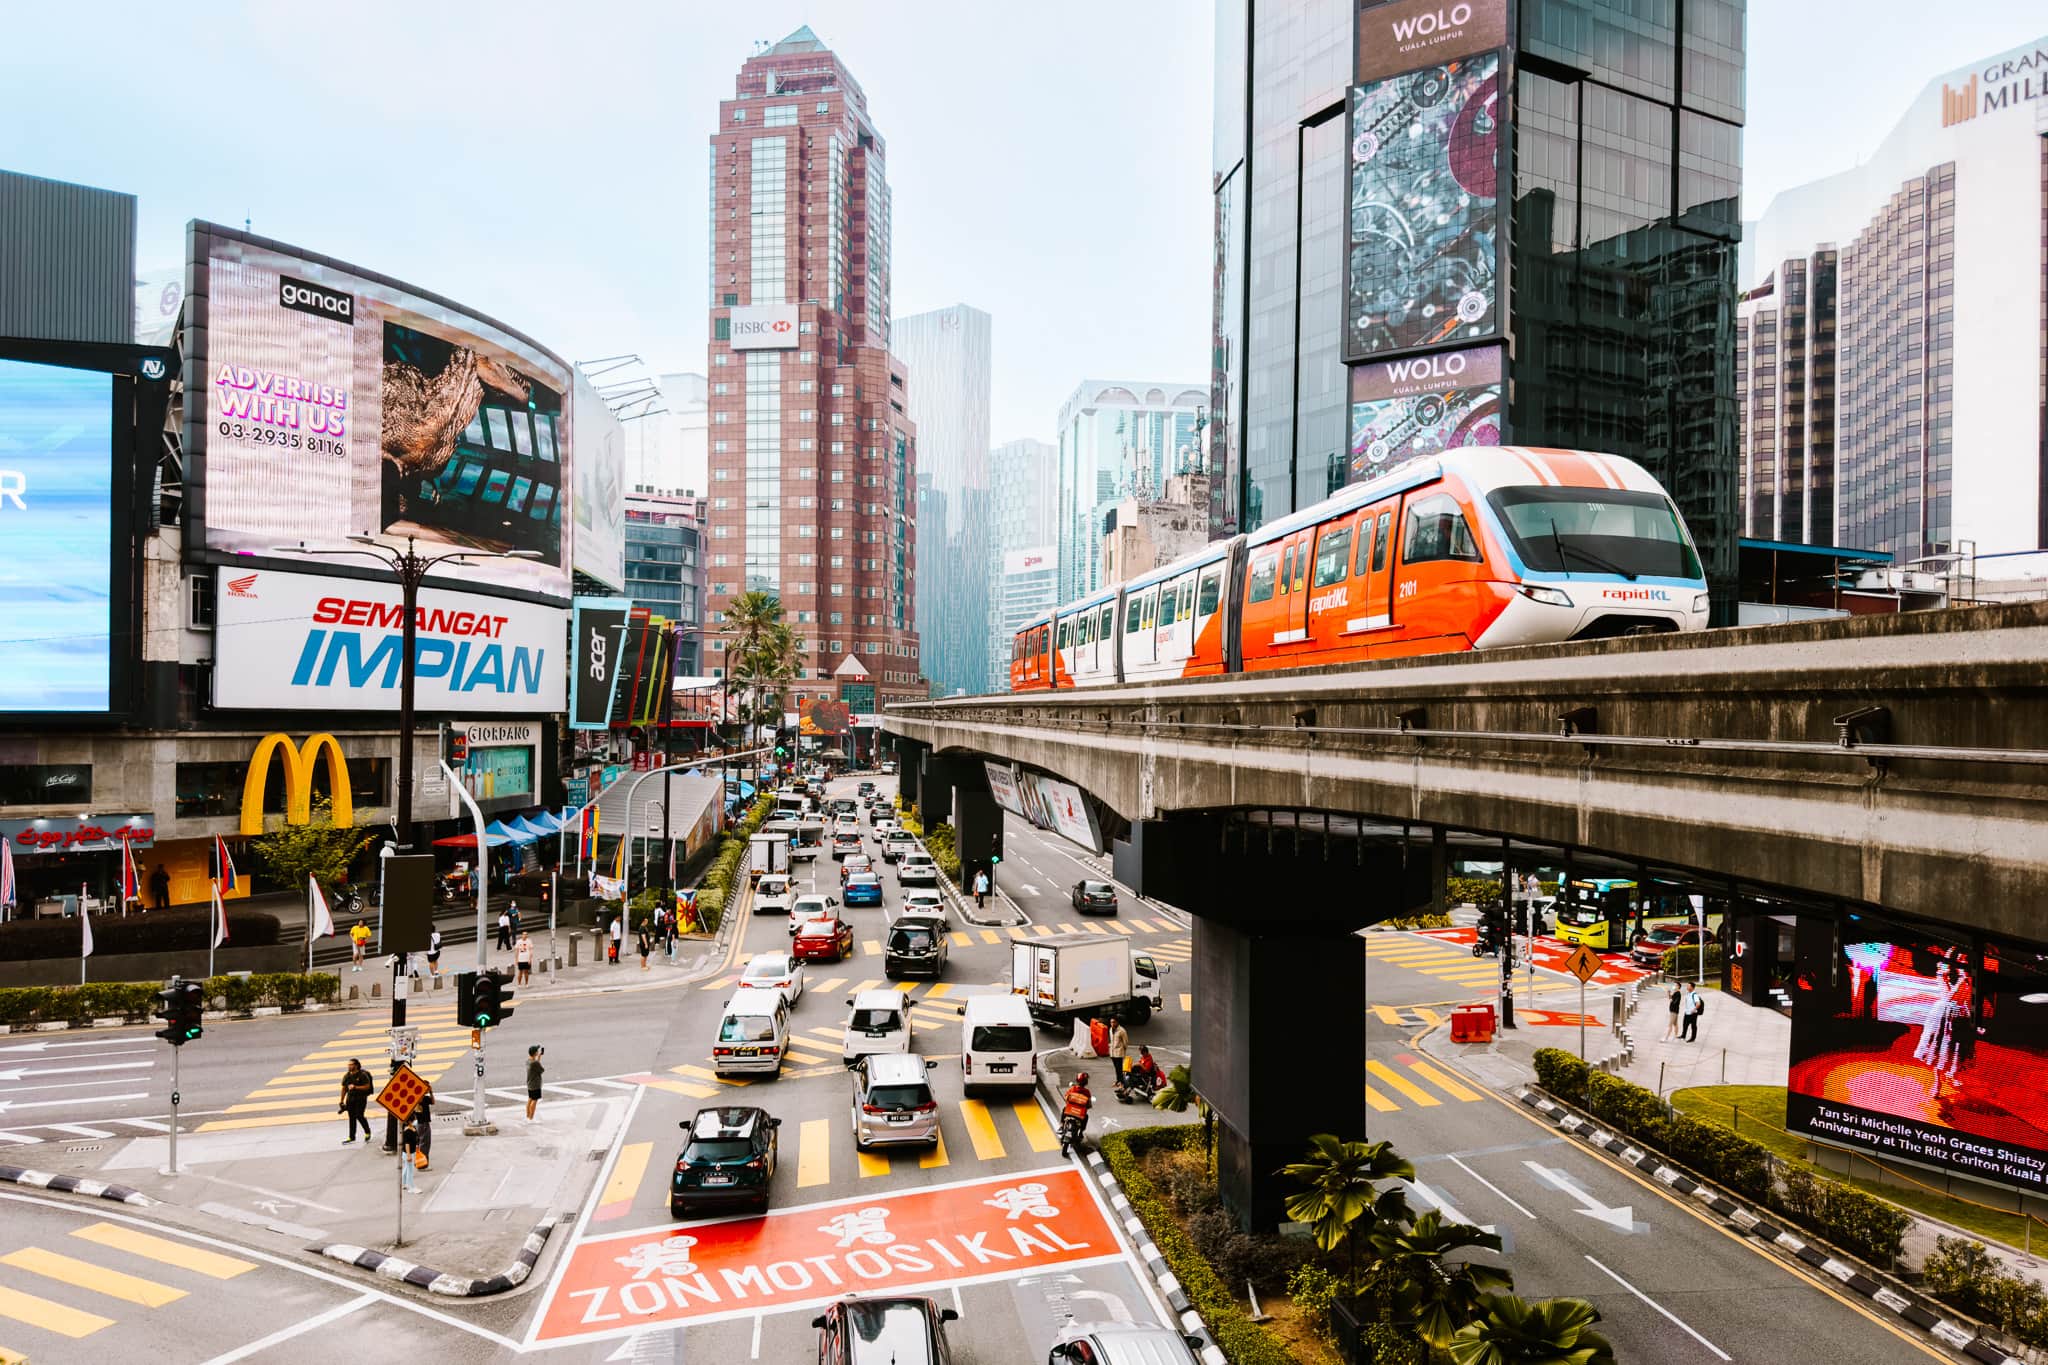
843 872 884 907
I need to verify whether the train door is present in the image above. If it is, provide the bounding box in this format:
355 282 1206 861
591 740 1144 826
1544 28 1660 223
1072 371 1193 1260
1052 614 1072 688
1344 504 1398 652
1189 561 1227 674
1124 582 1161 673
1158 571 1197 672
1106 596 1125 685
1221 538 1249 674
1270 530 1318 661
1303 516 1359 655
1072 603 1095 681
1392 489 1487 652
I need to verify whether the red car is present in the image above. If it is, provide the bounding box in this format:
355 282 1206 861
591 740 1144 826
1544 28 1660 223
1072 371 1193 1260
792 911 856 963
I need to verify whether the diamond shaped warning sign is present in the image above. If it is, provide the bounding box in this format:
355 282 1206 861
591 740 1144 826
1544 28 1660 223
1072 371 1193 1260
376 1062 427 1121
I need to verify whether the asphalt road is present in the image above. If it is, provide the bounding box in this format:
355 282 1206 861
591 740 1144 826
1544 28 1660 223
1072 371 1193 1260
1364 991 1959 1364
517 771 1192 1358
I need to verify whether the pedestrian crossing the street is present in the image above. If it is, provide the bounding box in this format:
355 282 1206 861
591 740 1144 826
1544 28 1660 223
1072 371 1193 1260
196 1004 474 1133
1364 1053 1484 1114
0 1220 254 1355
1366 936 1516 989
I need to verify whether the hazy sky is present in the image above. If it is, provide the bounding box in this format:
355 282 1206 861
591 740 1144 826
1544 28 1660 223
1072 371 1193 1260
2 2 2042 445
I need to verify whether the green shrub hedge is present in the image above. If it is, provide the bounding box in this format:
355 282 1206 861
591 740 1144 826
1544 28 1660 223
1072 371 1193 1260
1922 1236 2048 1348
1587 1069 1671 1142
1775 1166 1910 1266
687 795 774 930
1532 1047 1589 1105
0 904 282 960
1378 913 1453 930
0 971 339 1027
922 823 961 882
1663 943 1725 976
1100 1125 1300 1365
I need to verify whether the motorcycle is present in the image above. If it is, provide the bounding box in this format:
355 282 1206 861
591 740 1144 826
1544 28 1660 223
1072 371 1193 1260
1058 1112 1088 1158
1114 1069 1163 1104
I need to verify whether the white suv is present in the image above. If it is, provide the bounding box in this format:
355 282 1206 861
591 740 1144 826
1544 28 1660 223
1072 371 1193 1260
841 989 913 1063
898 852 939 887
755 874 795 917
790 892 838 937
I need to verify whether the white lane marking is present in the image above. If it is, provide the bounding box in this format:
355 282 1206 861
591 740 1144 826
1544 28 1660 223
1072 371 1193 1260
47 1124 115 1138
0 1078 157 1096
0 1039 156 1054
1401 1179 1493 1234
236 1180 346 1215
0 1061 153 1081
1583 1254 1730 1360
751 1310 763 1358
952 1284 965 1318
200 1291 378 1364
0 1092 148 1113
1447 1155 1538 1219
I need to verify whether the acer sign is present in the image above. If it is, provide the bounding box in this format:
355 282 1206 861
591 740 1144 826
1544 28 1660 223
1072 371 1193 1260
728 304 800 351
213 569 566 713
1355 0 1506 82
570 597 634 729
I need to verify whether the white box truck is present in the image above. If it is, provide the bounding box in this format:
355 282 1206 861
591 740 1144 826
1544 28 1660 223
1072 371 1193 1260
748 832 790 880
1011 932 1157 1026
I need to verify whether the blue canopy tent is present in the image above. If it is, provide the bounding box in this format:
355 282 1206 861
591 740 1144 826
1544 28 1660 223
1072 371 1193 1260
485 819 537 845
509 814 554 840
522 810 565 835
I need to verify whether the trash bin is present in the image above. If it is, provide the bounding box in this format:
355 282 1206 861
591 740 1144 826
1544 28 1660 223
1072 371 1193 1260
1450 1003 1496 1044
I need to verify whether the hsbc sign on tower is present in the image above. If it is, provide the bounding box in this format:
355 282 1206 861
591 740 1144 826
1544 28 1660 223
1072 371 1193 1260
729 304 800 350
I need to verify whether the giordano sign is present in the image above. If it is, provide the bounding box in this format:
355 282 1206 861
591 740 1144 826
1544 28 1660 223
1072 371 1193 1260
242 733 352 835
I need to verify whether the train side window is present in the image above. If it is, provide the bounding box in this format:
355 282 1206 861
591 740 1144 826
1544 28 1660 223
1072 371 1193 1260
1354 517 1374 576
1403 493 1483 563
1125 599 1144 635
1247 554 1277 603
1157 585 1178 630
1057 619 1071 652
1372 511 1391 571
1140 589 1158 630
1197 569 1221 617
1313 526 1352 587
1100 605 1114 640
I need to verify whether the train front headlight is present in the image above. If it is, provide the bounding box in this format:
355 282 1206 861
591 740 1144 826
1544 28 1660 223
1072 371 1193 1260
1517 584 1573 608
1692 593 1710 614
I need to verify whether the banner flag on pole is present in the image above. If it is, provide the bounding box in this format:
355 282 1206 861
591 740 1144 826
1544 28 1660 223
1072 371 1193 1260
121 841 140 907
1 838 15 915
80 904 94 958
212 880 230 947
214 835 239 893
309 876 335 939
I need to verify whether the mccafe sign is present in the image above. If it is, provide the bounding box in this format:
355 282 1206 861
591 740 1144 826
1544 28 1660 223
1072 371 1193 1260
1356 0 1508 83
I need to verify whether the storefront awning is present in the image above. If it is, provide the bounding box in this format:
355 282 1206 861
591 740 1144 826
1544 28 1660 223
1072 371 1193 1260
433 832 512 849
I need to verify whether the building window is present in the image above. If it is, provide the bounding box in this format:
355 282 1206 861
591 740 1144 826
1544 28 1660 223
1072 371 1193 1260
731 109 746 122
722 293 738 307
0 764 93 807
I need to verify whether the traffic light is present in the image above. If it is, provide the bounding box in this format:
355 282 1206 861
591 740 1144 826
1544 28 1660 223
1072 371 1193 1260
153 978 203 1046
455 970 476 1025
444 728 468 766
472 968 514 1028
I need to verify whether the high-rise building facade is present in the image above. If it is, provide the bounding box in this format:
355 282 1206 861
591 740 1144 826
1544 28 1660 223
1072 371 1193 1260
1054 380 1206 602
989 436 1057 686
624 494 709 674
1213 0 1748 615
1739 35 2048 563
895 304 993 696
704 27 923 701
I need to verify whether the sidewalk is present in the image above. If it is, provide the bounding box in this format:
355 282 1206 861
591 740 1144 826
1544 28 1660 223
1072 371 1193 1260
1419 971 2048 1295
1038 1041 1203 1139
324 926 729 1010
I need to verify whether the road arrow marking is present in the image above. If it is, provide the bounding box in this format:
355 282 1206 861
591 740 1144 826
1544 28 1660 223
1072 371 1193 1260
0 1093 149 1114
1524 1161 1640 1232
1019 884 1040 896
0 1062 154 1082
0 1041 155 1056
1401 1179 1495 1235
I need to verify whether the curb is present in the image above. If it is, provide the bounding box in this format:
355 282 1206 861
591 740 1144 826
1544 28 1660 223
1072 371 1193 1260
1079 1148 1226 1365
310 1213 557 1297
0 1164 154 1207
1512 1087 2025 1365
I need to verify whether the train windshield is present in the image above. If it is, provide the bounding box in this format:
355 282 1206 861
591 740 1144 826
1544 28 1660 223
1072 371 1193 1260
1487 487 1701 580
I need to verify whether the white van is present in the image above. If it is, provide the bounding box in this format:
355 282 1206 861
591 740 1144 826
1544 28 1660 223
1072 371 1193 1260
713 986 790 1077
958 994 1035 1094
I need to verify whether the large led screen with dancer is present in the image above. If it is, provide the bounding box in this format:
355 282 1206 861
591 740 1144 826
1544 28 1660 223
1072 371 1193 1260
1787 914 2048 1193
1343 53 1502 363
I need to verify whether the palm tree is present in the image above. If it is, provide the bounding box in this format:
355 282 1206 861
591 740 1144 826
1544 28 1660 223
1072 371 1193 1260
1445 1294 1615 1365
1151 1064 1198 1113
720 591 790 772
1281 1135 1416 1281
1369 1209 1511 1349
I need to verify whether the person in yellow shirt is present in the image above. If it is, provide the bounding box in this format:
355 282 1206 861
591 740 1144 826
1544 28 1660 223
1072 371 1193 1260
349 919 372 972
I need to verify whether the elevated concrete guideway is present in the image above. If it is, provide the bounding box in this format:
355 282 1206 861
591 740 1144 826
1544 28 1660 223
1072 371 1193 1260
886 599 2048 939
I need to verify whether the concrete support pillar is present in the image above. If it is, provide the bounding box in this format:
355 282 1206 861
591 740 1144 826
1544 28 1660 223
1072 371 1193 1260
1195 915 1368 1230
897 740 925 809
954 788 1001 886
920 754 958 830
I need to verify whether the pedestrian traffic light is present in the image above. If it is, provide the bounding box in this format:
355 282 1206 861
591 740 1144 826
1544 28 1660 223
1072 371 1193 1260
472 968 514 1027
153 978 203 1046
444 728 468 766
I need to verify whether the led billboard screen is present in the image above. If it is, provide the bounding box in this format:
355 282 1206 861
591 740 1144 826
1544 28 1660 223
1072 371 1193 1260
188 225 572 597
570 369 625 590
1348 344 1502 482
1788 914 2048 1194
1355 0 1508 83
0 357 114 712
1343 55 1502 363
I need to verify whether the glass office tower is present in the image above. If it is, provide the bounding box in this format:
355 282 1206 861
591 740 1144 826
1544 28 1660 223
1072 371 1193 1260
1213 0 1747 616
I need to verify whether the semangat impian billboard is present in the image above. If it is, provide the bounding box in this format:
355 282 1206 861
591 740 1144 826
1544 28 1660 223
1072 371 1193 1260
186 224 572 598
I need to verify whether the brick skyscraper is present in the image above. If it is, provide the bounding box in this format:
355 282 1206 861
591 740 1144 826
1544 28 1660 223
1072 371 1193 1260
706 26 922 701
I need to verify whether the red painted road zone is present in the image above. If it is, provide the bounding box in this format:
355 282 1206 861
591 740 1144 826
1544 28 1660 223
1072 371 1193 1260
537 1167 1114 1341
1415 926 1649 985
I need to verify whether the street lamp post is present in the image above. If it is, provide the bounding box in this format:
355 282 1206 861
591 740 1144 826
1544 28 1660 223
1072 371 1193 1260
271 535 538 1137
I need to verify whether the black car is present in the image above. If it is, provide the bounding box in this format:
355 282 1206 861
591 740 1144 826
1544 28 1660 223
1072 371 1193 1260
858 781 876 797
671 1105 779 1217
883 914 949 979
1072 879 1119 916
814 1295 959 1365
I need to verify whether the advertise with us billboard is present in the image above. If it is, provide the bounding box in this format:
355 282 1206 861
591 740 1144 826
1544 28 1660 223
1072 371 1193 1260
185 223 573 598
1343 52 1503 363
1788 912 2048 1194
982 762 1102 854
1348 344 1502 482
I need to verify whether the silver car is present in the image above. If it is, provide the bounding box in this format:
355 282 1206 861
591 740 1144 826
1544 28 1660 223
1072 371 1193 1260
850 1052 941 1150
1049 1321 1207 1364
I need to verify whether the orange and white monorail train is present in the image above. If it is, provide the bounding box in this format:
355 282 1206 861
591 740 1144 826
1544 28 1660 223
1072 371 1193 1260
1009 447 1709 691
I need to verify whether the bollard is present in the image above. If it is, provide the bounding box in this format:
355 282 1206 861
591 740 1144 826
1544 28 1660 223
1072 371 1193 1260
568 936 579 968
370 983 382 998
1721 1047 1727 1083
348 985 359 1001
1658 1061 1666 1098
